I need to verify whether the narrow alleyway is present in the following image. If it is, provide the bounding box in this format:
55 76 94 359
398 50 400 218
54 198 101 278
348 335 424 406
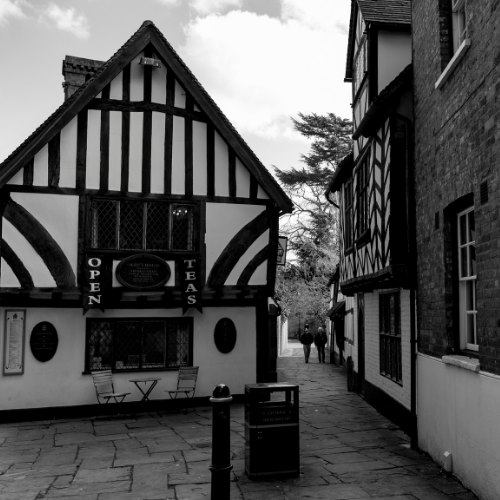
0 345 479 500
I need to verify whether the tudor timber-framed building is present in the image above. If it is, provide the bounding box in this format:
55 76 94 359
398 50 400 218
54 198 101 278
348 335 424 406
326 0 415 433
0 21 292 418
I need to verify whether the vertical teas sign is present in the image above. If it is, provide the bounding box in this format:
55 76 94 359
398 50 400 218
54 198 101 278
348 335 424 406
83 255 105 314
3 310 25 375
181 259 202 314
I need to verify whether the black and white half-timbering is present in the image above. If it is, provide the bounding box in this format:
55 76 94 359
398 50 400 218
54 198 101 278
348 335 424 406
0 21 292 417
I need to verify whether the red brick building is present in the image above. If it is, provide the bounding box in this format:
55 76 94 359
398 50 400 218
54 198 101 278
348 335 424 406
413 0 500 497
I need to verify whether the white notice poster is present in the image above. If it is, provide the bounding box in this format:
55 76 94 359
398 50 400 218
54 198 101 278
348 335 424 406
3 310 25 375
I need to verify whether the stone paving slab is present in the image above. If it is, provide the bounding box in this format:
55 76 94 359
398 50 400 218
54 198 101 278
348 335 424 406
0 342 481 500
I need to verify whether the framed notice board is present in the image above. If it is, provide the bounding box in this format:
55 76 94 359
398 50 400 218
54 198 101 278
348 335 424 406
3 310 26 376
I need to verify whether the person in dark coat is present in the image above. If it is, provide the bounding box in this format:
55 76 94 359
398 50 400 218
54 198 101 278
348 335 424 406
300 324 314 363
314 327 328 363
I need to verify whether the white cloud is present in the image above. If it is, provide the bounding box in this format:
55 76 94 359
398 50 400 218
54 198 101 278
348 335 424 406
45 3 89 39
0 0 25 25
154 0 181 6
179 2 352 142
190 0 242 15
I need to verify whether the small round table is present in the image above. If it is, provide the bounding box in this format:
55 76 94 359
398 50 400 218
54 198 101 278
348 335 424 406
129 378 161 402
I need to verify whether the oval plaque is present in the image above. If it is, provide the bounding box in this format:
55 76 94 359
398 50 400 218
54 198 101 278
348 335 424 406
214 318 237 354
116 254 171 290
30 322 58 362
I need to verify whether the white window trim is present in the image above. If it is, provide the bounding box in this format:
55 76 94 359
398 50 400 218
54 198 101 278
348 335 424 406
435 38 471 89
457 206 478 352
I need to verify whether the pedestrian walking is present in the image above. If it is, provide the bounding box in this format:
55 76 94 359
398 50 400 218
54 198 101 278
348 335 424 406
300 324 314 363
314 327 328 363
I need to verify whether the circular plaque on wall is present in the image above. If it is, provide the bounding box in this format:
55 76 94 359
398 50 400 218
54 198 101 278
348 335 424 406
116 254 171 290
30 322 58 362
214 318 237 354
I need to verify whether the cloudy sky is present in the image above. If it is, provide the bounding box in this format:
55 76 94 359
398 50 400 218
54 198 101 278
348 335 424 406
0 0 352 173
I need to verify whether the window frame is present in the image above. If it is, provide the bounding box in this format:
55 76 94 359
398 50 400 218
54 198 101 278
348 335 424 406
85 317 194 373
435 0 470 89
356 154 370 240
457 206 478 352
353 34 368 99
379 291 402 385
451 0 467 54
344 179 354 251
88 197 199 254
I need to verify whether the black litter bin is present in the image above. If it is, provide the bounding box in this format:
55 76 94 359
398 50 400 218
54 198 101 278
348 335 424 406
244 382 299 478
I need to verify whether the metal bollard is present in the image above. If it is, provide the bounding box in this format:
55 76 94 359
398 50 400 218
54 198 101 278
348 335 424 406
209 384 233 500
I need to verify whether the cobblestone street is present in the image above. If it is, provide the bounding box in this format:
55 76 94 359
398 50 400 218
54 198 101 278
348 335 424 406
0 341 479 500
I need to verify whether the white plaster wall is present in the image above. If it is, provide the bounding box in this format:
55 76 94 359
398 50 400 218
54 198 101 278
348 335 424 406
129 112 144 192
59 115 78 189
192 121 208 196
1 220 55 287
364 289 411 410
418 354 500 500
205 203 266 281
344 296 356 362
9 193 79 285
225 231 268 286
151 111 166 194
86 110 101 190
33 144 49 187
214 131 229 197
151 64 167 104
130 53 144 102
377 31 411 93
171 116 185 195
0 306 257 411
108 111 122 192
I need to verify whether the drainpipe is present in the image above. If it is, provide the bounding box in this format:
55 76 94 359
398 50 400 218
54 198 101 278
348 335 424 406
410 287 418 449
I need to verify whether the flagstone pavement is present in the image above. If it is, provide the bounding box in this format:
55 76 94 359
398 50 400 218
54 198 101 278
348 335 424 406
0 340 480 500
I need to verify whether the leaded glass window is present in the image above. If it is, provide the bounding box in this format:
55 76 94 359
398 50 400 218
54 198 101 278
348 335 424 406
86 318 193 372
90 199 196 252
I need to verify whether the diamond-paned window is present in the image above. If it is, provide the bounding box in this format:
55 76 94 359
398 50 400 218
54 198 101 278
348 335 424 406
90 199 196 252
86 318 193 372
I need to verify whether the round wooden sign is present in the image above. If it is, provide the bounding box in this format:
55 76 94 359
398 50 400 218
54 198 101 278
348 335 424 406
214 318 237 354
30 322 58 362
116 254 171 290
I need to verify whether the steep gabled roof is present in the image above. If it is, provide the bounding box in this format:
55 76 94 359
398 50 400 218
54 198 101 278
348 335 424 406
345 0 411 80
0 21 293 213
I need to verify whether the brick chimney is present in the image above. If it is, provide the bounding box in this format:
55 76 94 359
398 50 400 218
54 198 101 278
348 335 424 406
62 55 105 100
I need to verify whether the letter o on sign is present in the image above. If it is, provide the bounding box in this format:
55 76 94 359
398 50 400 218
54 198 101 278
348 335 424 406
214 318 237 354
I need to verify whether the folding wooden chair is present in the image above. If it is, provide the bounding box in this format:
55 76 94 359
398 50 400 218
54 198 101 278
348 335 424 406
166 366 199 413
91 370 131 404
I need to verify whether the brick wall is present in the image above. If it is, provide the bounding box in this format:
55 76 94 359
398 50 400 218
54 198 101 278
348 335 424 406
364 290 412 410
413 0 500 372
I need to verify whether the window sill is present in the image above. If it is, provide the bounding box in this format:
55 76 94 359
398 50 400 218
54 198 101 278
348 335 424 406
435 39 471 90
380 372 403 387
442 354 479 373
83 367 185 375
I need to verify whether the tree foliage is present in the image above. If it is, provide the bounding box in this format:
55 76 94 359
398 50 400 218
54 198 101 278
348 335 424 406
274 112 352 326
274 112 352 268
